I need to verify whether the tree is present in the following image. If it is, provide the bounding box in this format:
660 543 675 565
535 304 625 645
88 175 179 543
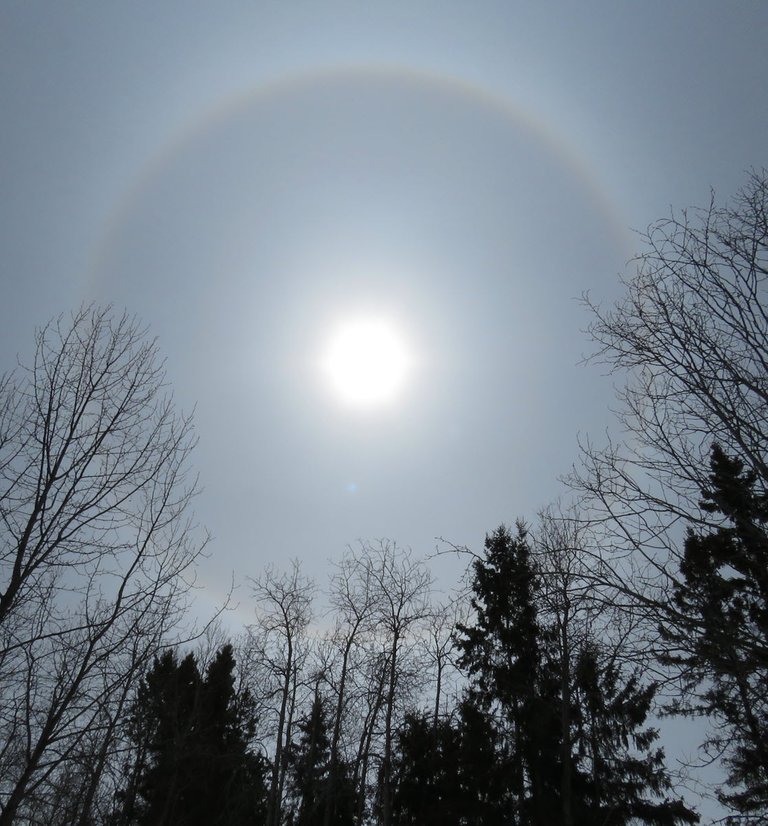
359 541 432 826
124 649 202 824
119 644 268 825
455 523 561 824
350 645 389 824
0 307 205 824
453 697 512 825
573 170 768 607
534 507 598 826
662 445 768 819
455 523 697 825
390 712 462 826
285 686 355 826
249 560 315 826
571 643 698 825
196 644 269 824
582 170 768 501
390 702 509 826
420 597 463 730
286 688 331 826
324 547 377 826
570 170 768 811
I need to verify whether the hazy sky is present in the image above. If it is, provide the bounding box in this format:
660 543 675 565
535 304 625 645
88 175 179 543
2 3 767 618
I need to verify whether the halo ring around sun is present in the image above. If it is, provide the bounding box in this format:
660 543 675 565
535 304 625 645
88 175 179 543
87 63 632 294
82 64 635 606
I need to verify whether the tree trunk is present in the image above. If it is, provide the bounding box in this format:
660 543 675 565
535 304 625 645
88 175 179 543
559 621 574 826
379 630 399 826
269 638 293 826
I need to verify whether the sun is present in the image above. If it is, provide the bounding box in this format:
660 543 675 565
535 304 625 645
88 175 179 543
322 318 410 408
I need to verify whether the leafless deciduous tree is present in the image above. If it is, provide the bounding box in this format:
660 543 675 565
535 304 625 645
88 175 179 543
570 172 768 811
323 547 378 826
534 508 593 826
0 306 206 824
248 559 315 826
572 170 768 611
360 541 432 826
419 596 463 730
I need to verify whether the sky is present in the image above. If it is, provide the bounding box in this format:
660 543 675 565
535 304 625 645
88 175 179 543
1 4 767 800
2 1 767 595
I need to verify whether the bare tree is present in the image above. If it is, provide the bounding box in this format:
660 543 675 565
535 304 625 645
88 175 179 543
357 541 432 826
575 169 768 562
534 506 619 826
571 171 768 811
0 306 206 823
351 644 389 825
324 547 378 826
567 172 767 628
248 559 315 826
419 596 463 730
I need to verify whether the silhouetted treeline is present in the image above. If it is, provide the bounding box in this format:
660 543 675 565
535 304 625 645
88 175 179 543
109 524 701 825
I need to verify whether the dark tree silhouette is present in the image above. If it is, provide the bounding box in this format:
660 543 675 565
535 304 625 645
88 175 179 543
455 523 561 824
119 645 268 826
0 307 205 824
390 701 512 826
453 697 513 826
662 445 768 820
390 712 462 826
572 644 698 825
286 688 355 826
453 523 697 826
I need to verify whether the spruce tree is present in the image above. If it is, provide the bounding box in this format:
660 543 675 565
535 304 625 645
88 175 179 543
118 645 268 826
390 712 462 826
664 445 768 819
454 697 513 825
454 523 562 824
132 650 202 825
390 700 520 826
453 523 698 826
572 645 698 825
286 690 355 826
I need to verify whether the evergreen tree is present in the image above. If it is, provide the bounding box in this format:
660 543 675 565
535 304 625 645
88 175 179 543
664 445 768 819
390 700 523 826
390 712 462 826
130 650 202 825
453 523 698 826
286 690 355 826
196 645 269 825
118 645 268 826
454 523 561 824
454 697 514 825
572 645 698 825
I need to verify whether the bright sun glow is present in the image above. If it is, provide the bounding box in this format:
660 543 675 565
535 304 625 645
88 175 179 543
322 319 410 407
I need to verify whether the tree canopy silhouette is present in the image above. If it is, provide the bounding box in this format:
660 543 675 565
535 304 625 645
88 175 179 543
0 306 205 824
